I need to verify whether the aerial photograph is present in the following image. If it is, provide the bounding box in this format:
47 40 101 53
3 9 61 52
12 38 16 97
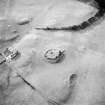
0 0 105 105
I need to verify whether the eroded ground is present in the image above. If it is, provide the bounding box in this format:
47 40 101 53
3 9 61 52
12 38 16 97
0 0 105 105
